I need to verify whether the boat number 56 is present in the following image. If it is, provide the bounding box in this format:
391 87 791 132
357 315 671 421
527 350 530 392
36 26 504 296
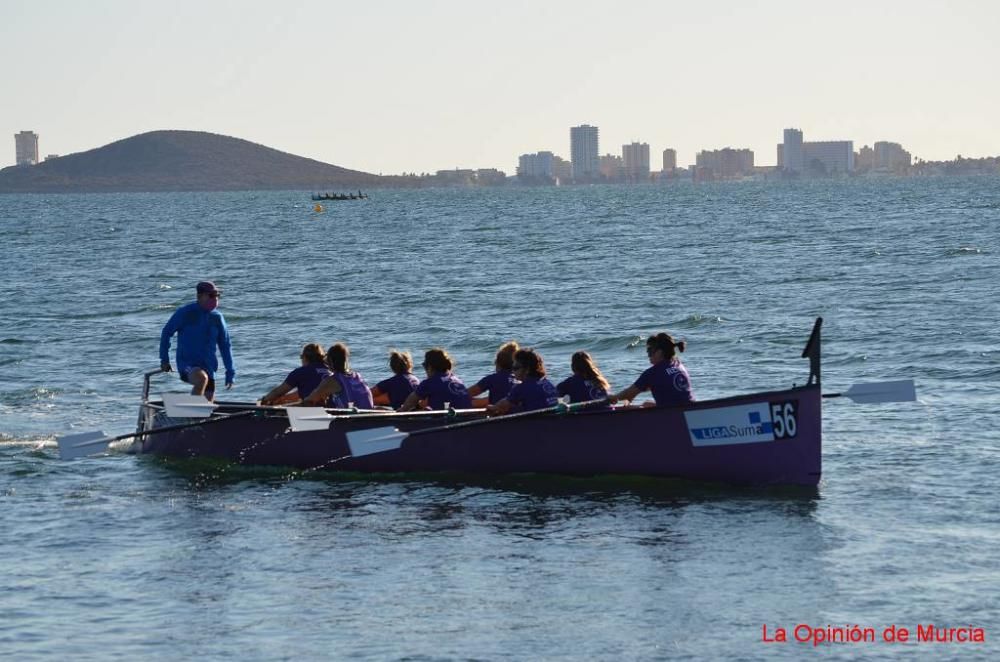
770 401 798 439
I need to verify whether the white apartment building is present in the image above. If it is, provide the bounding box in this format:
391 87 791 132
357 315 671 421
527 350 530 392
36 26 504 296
780 128 853 175
570 125 600 182
695 148 754 179
662 148 677 172
517 151 555 180
802 141 854 174
782 128 804 173
622 142 650 182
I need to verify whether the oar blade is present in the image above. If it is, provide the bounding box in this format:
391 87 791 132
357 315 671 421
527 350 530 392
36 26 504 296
844 379 917 404
57 431 112 460
162 393 219 418
346 426 408 457
286 407 333 432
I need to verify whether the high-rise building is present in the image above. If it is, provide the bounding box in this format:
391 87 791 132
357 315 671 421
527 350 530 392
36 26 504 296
622 142 650 182
14 131 39 166
570 125 600 182
695 148 754 179
782 128 803 173
802 141 854 175
517 151 556 183
600 153 623 181
662 148 677 172
780 128 854 175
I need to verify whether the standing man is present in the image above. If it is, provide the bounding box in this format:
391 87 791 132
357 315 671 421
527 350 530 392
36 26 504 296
160 281 235 401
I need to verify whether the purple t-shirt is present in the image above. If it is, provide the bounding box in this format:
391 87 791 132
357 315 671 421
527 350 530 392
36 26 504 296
284 364 333 401
375 372 420 409
416 372 472 410
505 377 560 412
633 360 694 406
474 369 517 404
556 374 609 404
329 371 375 409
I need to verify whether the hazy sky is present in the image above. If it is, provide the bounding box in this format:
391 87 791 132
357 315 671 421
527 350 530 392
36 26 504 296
3 0 998 174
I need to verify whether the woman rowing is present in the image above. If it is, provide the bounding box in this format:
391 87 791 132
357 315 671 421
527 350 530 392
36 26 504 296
467 341 519 407
608 332 694 406
487 348 559 415
399 348 472 411
305 342 375 409
557 351 611 408
259 342 332 405
370 350 419 409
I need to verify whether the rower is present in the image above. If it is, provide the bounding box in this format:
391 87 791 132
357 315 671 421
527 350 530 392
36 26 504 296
608 333 694 406
305 343 375 409
399 348 472 411
467 341 519 407
259 343 331 405
487 348 559 415
371 350 420 409
556 351 611 407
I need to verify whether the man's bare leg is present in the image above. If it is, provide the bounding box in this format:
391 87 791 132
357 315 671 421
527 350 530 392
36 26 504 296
188 368 211 399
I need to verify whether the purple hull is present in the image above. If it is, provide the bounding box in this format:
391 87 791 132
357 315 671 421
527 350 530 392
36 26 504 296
135 385 822 486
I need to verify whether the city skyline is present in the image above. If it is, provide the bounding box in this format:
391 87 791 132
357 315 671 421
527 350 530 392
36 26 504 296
3 1 999 174
8 122 975 183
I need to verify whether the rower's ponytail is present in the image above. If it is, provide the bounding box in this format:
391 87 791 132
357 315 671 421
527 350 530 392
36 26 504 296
647 333 685 360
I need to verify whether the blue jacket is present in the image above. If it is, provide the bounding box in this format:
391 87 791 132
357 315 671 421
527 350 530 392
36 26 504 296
159 302 235 384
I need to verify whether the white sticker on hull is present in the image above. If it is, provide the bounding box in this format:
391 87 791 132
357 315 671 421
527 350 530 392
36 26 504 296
685 403 776 446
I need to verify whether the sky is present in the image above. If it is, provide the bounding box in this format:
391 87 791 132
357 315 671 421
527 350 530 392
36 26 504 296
2 0 999 174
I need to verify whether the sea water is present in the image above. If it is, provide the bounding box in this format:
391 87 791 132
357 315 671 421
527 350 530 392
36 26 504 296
1 179 998 659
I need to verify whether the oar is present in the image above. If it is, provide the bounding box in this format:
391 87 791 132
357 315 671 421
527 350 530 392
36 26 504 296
345 398 609 457
284 406 416 432
161 393 221 418
822 379 916 404
57 410 256 460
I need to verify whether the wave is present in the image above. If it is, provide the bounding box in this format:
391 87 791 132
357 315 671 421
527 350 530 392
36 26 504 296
0 387 63 405
0 432 54 448
541 334 651 352
670 314 727 328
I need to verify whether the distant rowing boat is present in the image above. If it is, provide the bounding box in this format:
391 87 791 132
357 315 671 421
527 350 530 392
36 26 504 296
311 191 368 201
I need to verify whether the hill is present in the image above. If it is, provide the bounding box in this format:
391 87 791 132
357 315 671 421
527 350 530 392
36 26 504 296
0 130 403 193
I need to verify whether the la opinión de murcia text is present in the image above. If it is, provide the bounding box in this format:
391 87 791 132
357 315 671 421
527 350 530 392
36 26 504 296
761 624 986 646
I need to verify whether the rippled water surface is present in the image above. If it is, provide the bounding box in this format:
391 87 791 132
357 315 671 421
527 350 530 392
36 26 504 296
2 180 999 659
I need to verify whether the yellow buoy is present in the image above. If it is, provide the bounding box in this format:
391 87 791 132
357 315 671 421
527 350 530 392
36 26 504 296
314 204 324 213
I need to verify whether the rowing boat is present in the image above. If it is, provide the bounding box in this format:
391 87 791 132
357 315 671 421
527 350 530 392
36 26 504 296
59 318 915 487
